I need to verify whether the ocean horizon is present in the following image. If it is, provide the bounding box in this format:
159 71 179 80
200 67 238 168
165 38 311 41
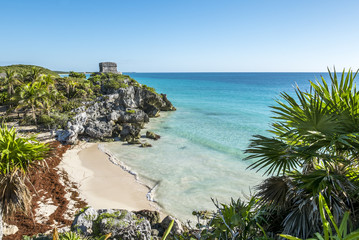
102 72 331 221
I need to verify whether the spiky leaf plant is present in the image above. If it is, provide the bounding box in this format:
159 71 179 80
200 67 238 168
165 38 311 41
245 69 359 238
0 125 49 240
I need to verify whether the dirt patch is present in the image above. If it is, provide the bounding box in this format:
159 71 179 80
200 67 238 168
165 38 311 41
4 141 87 240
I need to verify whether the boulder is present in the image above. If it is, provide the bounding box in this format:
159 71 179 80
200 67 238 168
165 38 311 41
127 138 141 145
116 109 149 124
72 207 99 236
161 94 176 111
98 210 151 240
161 216 184 235
134 210 160 226
146 131 161 140
85 121 113 139
72 208 152 240
120 124 141 141
140 142 152 148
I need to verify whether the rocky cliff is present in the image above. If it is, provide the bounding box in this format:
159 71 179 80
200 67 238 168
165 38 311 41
56 76 175 144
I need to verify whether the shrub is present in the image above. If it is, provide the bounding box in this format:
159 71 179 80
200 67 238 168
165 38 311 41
68 71 86 79
126 109 135 114
142 85 156 94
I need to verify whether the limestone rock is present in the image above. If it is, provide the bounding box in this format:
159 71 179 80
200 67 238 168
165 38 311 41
127 138 141 144
116 109 149 124
161 216 184 235
85 121 113 139
120 124 141 141
98 210 151 240
135 210 160 225
140 142 152 148
3 223 18 236
146 131 161 140
72 208 152 240
72 207 98 236
55 78 175 144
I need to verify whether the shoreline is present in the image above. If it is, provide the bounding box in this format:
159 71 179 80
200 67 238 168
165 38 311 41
59 141 160 213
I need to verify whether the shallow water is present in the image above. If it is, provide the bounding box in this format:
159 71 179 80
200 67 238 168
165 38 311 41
104 72 329 221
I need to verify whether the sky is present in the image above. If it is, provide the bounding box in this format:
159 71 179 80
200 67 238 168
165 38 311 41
0 0 359 72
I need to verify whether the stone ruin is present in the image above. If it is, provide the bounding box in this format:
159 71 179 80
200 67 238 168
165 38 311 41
99 62 118 73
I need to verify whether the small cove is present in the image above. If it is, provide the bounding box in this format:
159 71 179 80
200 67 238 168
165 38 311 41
103 72 329 221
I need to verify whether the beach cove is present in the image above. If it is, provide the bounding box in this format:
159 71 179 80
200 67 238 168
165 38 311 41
65 72 333 222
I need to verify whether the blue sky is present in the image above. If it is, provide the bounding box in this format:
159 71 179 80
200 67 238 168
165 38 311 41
1 0 358 72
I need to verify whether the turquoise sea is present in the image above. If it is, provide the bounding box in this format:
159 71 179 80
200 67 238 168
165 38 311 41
103 72 329 221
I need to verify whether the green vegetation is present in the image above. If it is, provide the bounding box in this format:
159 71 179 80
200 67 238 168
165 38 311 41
0 64 59 77
280 194 359 240
126 109 136 114
0 66 155 129
0 125 49 239
142 84 156 94
172 69 359 240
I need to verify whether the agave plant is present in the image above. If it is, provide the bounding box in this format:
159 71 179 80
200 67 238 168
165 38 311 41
0 125 49 240
245 69 359 238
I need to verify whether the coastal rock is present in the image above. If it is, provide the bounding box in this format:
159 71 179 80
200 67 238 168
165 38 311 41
146 131 161 140
99 210 151 240
140 142 152 148
56 129 78 145
85 121 113 139
160 94 176 111
120 124 141 141
144 105 161 117
72 208 152 240
134 210 160 226
56 81 175 144
72 207 98 235
127 138 141 144
116 109 149 124
161 216 184 235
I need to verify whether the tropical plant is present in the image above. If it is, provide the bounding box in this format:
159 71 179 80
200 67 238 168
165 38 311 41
68 71 86 79
16 82 47 124
0 125 49 240
3 69 22 97
161 219 174 240
181 197 270 240
280 193 359 240
28 67 43 83
244 69 359 238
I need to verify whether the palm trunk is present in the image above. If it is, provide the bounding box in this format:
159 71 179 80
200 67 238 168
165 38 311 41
31 104 37 124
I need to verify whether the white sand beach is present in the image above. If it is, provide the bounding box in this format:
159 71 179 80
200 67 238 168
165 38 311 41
59 142 157 211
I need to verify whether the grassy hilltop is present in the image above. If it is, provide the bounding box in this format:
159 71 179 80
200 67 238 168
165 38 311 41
0 64 60 77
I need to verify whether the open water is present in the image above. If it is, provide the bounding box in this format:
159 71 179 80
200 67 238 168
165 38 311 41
103 72 329 221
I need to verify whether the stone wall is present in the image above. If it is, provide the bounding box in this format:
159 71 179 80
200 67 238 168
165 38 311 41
99 62 117 73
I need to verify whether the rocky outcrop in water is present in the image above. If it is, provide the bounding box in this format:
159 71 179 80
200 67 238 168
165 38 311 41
56 83 175 144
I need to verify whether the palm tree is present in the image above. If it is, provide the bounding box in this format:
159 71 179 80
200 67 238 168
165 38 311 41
3 70 21 97
16 82 47 124
40 74 55 91
28 67 43 83
245 69 359 238
3 70 22 108
0 125 49 240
